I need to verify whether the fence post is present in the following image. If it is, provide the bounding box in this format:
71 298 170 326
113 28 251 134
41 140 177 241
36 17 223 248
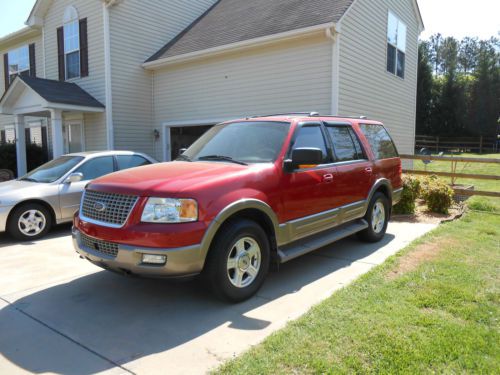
436 136 439 153
479 136 483 154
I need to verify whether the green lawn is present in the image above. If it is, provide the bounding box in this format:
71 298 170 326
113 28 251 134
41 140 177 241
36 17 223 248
410 153 500 212
216 212 500 374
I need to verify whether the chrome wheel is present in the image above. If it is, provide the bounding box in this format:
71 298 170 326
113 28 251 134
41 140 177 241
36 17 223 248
18 209 47 237
227 237 262 288
371 201 386 234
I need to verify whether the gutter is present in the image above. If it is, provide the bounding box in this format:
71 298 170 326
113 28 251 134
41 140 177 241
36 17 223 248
103 1 115 150
143 22 335 70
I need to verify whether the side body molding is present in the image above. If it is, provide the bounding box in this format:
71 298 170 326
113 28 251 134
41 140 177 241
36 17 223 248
199 199 280 261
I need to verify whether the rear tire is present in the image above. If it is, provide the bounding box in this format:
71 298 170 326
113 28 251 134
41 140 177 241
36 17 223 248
7 203 52 241
204 219 270 302
358 192 389 243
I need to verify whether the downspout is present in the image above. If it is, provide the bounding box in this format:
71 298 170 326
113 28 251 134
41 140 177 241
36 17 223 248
326 25 340 115
103 1 114 150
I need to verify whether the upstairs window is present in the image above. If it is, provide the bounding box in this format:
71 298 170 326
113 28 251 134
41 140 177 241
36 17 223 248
387 11 406 79
63 6 80 79
57 6 88 81
8 46 30 82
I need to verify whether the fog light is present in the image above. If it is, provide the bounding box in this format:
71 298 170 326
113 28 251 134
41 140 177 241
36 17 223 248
142 254 167 265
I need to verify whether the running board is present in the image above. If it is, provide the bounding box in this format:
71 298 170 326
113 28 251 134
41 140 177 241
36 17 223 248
277 219 369 263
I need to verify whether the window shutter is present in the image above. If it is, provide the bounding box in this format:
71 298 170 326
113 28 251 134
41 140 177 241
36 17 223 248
57 26 65 81
79 18 89 77
3 53 9 91
29 43 36 77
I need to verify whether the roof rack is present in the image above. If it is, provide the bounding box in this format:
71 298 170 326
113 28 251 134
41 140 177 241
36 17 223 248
247 112 368 120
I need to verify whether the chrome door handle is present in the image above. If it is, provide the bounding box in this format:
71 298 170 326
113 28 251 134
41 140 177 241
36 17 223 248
323 174 334 183
365 167 373 173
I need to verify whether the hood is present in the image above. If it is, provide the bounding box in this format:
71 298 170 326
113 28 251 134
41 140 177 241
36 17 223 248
88 161 258 196
0 179 43 205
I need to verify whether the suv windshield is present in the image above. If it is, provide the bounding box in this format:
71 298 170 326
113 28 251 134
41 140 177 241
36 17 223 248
183 121 291 164
21 156 84 183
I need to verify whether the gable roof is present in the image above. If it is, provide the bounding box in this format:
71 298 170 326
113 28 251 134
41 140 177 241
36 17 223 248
0 76 104 113
146 0 355 63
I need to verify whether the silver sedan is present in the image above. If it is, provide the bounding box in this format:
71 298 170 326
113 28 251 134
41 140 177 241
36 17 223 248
0 151 157 240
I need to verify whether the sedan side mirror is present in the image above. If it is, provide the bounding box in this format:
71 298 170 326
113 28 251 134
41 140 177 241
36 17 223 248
64 172 83 184
284 148 324 172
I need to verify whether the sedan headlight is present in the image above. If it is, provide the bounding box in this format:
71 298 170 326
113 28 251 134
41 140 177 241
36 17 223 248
141 198 198 223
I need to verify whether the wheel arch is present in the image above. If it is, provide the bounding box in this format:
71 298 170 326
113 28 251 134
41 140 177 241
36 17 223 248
7 199 57 228
363 178 393 216
200 199 280 266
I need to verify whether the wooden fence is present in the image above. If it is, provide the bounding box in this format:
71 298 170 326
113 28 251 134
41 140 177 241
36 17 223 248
400 154 500 198
415 135 498 154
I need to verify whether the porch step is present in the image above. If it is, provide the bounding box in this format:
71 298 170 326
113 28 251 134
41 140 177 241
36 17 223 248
277 219 369 263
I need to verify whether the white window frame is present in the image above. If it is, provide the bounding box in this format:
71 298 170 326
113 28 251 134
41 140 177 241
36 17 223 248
63 6 80 80
386 11 407 79
7 45 30 83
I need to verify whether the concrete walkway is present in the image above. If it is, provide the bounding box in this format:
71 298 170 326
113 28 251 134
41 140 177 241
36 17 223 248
0 221 437 375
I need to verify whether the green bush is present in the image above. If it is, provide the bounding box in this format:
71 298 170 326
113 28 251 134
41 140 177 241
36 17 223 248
420 176 454 214
0 142 48 176
393 174 422 214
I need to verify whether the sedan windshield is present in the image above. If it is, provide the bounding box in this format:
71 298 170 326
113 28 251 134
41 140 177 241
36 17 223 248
183 122 291 164
21 156 84 183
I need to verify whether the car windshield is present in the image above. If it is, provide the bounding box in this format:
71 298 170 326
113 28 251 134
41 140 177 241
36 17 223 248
21 156 84 183
183 121 291 164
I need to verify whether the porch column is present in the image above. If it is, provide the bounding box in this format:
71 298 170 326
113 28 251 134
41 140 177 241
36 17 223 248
14 115 27 177
50 109 64 158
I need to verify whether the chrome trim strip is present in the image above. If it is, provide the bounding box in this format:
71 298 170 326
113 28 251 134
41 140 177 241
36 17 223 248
79 190 139 229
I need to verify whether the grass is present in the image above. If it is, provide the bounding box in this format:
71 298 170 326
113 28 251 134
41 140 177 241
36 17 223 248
411 153 500 212
216 212 500 374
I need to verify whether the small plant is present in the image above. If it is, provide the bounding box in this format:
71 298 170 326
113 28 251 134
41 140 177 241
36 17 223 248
420 176 454 214
393 174 421 214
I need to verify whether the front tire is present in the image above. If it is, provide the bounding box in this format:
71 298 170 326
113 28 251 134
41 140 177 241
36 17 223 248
358 192 389 243
204 219 270 302
7 203 52 241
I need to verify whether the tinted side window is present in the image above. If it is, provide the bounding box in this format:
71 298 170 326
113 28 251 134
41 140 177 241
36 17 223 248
292 125 329 163
116 155 151 171
75 157 114 180
359 124 398 159
327 127 358 162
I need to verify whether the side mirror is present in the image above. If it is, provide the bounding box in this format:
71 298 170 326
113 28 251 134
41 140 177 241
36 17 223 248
284 148 324 172
64 172 83 184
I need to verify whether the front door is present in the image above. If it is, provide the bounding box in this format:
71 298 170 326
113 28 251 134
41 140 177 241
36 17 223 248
63 123 84 154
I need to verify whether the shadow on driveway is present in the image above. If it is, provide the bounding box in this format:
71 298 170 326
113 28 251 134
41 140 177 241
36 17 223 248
0 224 73 248
0 233 395 374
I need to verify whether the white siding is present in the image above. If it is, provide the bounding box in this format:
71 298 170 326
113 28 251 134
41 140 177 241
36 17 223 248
109 0 217 155
44 0 107 151
153 35 333 160
338 0 419 155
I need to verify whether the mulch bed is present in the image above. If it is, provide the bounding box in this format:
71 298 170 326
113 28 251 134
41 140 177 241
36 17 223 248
392 199 466 225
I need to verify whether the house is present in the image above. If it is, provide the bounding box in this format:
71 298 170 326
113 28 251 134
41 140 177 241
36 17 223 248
0 0 423 176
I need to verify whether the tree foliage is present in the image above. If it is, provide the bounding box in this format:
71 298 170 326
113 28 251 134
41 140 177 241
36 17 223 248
416 34 500 137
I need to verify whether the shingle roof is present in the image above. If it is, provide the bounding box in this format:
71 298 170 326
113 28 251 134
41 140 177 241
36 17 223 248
18 76 104 108
146 0 355 62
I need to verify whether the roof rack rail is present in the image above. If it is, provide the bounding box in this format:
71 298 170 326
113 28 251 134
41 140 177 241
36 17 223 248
246 112 368 120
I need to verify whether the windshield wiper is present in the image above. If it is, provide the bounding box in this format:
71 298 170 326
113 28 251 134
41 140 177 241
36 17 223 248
198 155 248 166
20 177 40 183
176 154 192 162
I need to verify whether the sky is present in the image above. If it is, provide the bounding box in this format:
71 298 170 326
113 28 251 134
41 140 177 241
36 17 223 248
0 0 499 40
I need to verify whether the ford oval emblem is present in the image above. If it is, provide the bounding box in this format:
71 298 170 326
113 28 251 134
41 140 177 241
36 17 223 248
93 202 107 212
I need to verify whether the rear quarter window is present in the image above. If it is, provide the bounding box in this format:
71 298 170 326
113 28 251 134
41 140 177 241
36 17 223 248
359 124 399 159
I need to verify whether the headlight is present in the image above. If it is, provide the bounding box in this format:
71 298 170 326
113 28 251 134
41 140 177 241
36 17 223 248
141 198 198 223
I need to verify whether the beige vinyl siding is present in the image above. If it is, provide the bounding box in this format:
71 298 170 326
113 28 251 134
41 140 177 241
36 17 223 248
0 33 43 134
338 0 419 155
44 0 107 151
109 0 217 155
153 35 333 160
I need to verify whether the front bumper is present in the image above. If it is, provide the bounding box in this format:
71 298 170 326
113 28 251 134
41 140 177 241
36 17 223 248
0 205 13 232
72 227 204 278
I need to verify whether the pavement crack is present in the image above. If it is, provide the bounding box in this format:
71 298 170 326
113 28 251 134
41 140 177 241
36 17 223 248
0 296 136 375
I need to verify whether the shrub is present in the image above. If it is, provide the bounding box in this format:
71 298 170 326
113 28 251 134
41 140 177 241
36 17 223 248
393 174 422 214
0 142 48 176
420 176 454 214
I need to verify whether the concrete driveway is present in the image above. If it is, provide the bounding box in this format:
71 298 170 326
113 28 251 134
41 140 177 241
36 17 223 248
0 221 436 375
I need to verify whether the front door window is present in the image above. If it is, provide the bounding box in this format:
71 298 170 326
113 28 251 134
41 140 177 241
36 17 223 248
63 123 83 154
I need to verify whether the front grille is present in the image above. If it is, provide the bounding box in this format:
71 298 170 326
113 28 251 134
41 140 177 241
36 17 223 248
81 190 138 227
80 233 119 258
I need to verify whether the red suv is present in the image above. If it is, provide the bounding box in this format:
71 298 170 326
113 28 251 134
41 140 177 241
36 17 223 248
73 113 402 301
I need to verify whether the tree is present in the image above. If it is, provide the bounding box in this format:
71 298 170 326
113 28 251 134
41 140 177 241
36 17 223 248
440 37 459 75
429 33 443 75
458 37 479 74
416 41 434 135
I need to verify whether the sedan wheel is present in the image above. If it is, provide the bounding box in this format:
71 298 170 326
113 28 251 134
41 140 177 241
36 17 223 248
7 203 52 241
18 209 47 237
